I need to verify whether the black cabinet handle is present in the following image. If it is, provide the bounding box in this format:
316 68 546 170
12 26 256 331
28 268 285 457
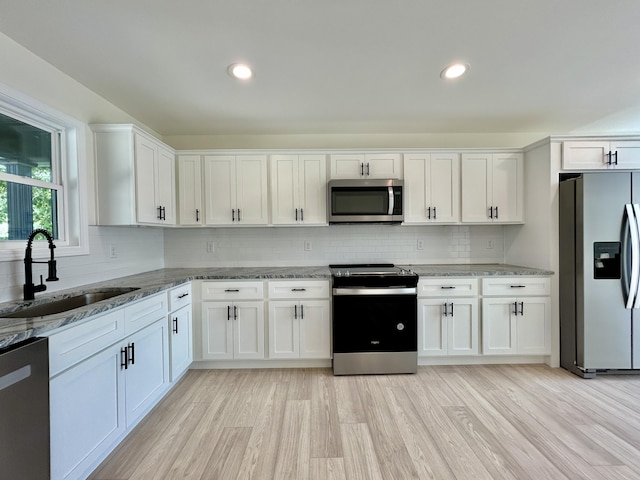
613 151 618 165
232 209 235 222
443 302 449 317
237 209 241 221
120 347 128 370
301 304 304 319
361 163 365 176
495 206 499 219
510 285 526 289
519 301 524 316
295 208 298 221
196 209 200 222
177 292 190 299
294 304 298 319
300 208 304 222
366 163 370 176
128 342 135 365
233 305 238 320
173 316 179 334
291 288 306 292
427 206 431 219
449 302 454 316
157 206 163 220
440 286 456 289
227 305 231 320
225 289 240 292
489 206 494 219
513 301 519 316
433 206 437 219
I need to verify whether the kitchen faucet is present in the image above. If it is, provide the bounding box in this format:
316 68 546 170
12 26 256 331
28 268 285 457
23 228 59 300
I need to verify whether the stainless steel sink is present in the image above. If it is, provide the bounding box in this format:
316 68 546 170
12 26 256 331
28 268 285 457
1 288 140 318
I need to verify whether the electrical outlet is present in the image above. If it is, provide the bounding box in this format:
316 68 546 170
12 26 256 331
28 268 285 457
109 244 117 258
417 239 424 250
207 241 215 253
487 240 494 249
304 240 312 251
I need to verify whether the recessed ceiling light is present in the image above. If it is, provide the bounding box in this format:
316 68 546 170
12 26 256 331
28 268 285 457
228 63 254 80
440 63 470 80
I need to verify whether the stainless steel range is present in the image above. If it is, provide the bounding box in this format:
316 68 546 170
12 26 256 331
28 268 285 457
330 264 418 375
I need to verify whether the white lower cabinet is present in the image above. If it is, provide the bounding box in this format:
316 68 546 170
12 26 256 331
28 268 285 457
419 298 479 356
49 319 169 480
418 278 479 357
202 301 265 359
267 280 331 360
168 283 193 381
268 300 330 358
481 278 551 355
48 292 172 480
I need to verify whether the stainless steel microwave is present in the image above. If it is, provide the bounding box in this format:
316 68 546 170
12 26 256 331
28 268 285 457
328 179 403 224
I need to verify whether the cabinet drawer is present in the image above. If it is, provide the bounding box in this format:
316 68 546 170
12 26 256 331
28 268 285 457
202 281 264 301
48 309 125 377
124 293 168 334
418 278 478 297
482 277 551 297
169 283 192 311
268 280 330 299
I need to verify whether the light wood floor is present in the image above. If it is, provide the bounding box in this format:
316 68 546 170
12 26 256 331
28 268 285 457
90 365 640 480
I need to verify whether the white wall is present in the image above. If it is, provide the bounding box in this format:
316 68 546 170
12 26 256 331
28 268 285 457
0 226 164 303
163 225 505 267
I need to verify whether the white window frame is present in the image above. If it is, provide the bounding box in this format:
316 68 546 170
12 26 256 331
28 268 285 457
0 83 88 261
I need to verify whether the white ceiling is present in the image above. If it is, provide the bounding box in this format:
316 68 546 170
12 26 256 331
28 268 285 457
0 0 639 137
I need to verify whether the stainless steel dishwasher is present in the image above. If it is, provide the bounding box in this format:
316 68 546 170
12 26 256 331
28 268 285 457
0 337 50 479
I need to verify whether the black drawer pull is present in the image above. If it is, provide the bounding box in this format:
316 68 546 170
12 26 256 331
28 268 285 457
440 286 456 289
510 285 526 288
225 289 240 292
291 288 307 292
177 292 190 299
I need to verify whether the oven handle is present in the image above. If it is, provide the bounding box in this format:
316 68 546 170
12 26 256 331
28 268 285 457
332 287 417 296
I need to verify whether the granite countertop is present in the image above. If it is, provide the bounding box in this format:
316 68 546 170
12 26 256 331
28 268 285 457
0 264 551 348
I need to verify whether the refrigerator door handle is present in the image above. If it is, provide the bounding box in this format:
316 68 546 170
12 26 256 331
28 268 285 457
624 204 640 309
632 204 640 308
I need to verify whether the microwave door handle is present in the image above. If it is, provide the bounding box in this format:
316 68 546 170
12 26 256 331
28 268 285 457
388 187 394 215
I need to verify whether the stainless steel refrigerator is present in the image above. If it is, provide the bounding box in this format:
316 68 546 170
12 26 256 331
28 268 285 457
560 172 640 378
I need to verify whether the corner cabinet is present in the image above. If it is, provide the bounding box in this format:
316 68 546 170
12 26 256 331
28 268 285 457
92 124 176 226
562 140 640 170
203 155 269 225
461 152 523 223
403 153 460 224
481 277 551 355
329 153 402 179
270 154 327 225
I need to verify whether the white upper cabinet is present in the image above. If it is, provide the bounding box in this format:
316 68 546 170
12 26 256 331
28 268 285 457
461 152 523 224
330 153 402 179
270 154 327 225
403 153 460 224
203 155 269 225
177 155 203 225
562 140 640 170
93 125 176 226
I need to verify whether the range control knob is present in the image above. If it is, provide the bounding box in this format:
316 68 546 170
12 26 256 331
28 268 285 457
397 323 405 331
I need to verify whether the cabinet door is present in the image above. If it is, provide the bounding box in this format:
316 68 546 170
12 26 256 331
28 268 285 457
234 301 265 359
429 153 460 223
418 299 447 356
236 155 269 225
299 154 327 225
299 300 331 358
177 155 203 225
203 156 236 225
516 297 551 355
50 344 125 480
124 320 169 428
611 140 640 168
403 154 429 224
156 146 176 224
134 134 161 224
270 155 299 225
268 300 299 358
169 305 192 381
202 302 234 359
482 298 517 354
461 153 491 223
491 153 523 223
562 141 611 169
366 153 402 178
448 298 478 355
330 154 365 179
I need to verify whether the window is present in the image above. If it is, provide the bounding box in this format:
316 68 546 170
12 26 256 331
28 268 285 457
0 83 88 260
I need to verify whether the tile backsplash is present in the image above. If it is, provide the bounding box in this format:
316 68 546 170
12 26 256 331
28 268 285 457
163 224 505 267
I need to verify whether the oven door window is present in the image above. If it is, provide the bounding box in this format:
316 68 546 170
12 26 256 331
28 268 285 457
332 295 417 353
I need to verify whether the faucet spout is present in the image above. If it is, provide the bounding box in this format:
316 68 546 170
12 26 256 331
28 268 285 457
24 229 59 301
